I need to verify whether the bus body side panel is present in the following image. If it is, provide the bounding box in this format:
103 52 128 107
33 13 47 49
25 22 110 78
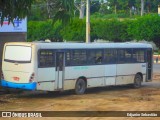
104 65 116 86
116 63 147 85
63 65 105 90
36 68 56 91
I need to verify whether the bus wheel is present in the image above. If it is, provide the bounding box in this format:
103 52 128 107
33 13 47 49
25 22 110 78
75 79 86 95
133 74 142 88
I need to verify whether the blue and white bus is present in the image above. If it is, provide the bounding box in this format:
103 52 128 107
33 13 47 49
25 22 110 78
1 42 153 94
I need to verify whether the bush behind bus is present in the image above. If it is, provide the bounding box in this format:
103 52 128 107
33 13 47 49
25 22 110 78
27 15 160 49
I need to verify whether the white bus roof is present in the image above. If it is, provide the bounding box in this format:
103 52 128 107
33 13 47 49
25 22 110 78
5 42 152 49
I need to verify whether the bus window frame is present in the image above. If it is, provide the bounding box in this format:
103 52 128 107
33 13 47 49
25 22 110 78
38 49 55 68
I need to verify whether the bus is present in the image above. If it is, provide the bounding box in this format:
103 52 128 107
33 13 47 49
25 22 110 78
1 42 153 94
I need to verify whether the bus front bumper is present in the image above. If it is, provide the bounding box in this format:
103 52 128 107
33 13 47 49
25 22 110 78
1 80 36 90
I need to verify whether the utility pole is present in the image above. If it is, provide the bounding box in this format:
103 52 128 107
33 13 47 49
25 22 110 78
141 0 144 16
86 0 90 43
158 5 160 15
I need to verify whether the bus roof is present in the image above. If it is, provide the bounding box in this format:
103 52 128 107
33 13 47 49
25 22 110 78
5 42 153 49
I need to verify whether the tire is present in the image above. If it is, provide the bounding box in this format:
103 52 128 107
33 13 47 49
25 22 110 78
75 79 86 95
133 74 142 88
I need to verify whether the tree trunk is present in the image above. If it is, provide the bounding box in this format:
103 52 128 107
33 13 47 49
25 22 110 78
141 0 144 16
75 0 85 19
147 5 151 13
130 7 132 17
79 1 85 19
115 4 117 14
47 0 51 19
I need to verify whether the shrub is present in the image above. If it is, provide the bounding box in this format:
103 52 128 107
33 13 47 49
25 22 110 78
127 14 160 48
27 20 62 42
94 19 131 42
60 18 86 42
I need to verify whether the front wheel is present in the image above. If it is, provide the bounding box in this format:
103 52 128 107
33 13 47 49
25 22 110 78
133 74 142 88
75 79 86 95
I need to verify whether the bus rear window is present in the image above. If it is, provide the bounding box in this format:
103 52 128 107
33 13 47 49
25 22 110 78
4 45 32 63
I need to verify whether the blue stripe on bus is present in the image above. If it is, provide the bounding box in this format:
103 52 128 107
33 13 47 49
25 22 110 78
1 80 36 90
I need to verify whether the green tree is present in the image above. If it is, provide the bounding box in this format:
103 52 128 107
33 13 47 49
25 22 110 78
74 0 100 19
0 0 33 24
107 0 119 14
95 19 131 42
45 0 74 25
74 0 86 19
28 0 48 21
0 0 74 25
61 18 86 42
128 15 160 48
28 20 63 42
128 0 136 17
99 1 112 14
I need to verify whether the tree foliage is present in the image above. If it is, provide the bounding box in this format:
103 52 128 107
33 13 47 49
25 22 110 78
0 0 33 24
28 20 62 42
60 18 86 42
28 15 160 48
101 0 160 16
94 19 131 42
0 0 74 25
128 15 160 48
50 0 74 25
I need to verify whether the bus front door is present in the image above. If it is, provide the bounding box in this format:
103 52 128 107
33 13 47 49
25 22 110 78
55 52 65 90
146 49 152 81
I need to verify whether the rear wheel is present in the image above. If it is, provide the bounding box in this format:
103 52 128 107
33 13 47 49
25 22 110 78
75 79 86 95
133 74 142 88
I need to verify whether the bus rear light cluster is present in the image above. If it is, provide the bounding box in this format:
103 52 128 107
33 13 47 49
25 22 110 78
1 71 4 80
29 73 35 83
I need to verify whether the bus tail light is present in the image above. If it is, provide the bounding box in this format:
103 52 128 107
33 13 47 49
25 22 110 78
1 71 4 80
29 73 35 83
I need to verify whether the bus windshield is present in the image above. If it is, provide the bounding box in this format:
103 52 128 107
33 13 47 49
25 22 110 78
4 45 32 63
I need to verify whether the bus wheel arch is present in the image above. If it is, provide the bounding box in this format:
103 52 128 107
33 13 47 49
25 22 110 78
133 73 142 88
75 77 87 95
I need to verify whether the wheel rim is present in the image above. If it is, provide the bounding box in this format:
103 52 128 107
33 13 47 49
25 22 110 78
76 79 86 94
135 75 141 87
78 82 84 92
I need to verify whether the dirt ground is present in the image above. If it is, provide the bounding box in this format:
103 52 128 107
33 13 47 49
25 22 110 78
0 73 160 120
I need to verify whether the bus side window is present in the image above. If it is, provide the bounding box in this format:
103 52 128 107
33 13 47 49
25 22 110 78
88 51 95 64
95 50 103 64
70 50 87 66
118 49 125 64
38 50 55 68
125 49 132 63
104 49 117 64
118 49 132 64
88 50 103 65
133 49 145 63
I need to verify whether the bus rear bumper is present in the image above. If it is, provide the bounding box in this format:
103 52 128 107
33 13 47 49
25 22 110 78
1 80 36 90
